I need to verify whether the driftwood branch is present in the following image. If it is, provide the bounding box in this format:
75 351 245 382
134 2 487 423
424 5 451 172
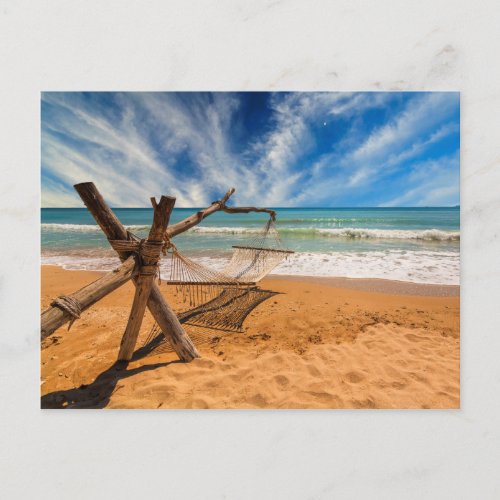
222 206 276 220
166 187 276 239
41 255 138 339
166 187 235 238
117 196 175 361
74 182 200 362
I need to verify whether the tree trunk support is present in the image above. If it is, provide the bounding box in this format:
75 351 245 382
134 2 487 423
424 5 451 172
74 182 200 362
117 196 175 361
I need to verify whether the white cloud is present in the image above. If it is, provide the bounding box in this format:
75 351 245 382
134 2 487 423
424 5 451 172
247 92 395 205
42 93 214 206
350 93 457 163
41 176 81 207
41 92 459 208
288 93 459 206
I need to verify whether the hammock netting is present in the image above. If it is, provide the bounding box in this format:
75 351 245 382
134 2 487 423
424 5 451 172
166 217 292 307
135 215 293 359
135 287 279 358
223 218 294 282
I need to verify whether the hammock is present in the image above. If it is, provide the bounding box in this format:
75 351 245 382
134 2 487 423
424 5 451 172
222 218 294 282
135 287 280 359
165 216 293 308
135 215 293 358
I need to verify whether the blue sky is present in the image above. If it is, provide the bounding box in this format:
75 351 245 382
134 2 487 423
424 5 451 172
41 91 460 207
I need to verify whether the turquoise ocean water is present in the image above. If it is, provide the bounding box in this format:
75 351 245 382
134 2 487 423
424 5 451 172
41 207 460 285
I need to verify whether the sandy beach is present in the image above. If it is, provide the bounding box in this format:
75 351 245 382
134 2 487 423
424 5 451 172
41 265 459 409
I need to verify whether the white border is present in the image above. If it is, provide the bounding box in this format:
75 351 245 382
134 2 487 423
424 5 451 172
1 1 499 498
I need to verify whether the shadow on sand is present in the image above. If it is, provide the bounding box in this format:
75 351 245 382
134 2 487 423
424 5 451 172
41 359 183 409
42 288 282 408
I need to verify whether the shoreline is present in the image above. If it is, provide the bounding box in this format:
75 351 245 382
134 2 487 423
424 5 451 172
41 242 460 288
40 264 459 297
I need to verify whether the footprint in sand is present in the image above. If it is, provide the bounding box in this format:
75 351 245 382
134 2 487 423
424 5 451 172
384 365 402 378
274 374 289 387
405 333 424 342
391 380 408 390
248 393 267 407
190 398 209 409
344 371 365 383
352 397 376 409
194 358 216 369
306 364 322 377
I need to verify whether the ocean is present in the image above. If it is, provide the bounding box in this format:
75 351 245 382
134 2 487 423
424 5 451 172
41 207 460 285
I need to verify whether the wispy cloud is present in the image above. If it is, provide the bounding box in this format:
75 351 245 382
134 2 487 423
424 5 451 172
380 153 460 207
287 92 459 206
41 92 459 207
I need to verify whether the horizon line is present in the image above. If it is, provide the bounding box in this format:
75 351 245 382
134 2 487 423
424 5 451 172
41 205 461 209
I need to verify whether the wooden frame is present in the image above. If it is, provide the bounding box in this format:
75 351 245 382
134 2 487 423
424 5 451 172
41 181 278 363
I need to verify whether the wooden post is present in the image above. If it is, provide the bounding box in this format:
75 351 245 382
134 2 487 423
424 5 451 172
41 255 138 339
117 196 175 361
74 182 200 362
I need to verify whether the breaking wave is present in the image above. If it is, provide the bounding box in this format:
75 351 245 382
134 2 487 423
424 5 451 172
189 226 460 241
42 223 459 242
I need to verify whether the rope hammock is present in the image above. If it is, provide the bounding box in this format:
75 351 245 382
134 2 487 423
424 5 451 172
165 216 293 308
135 287 279 359
222 218 294 282
135 215 293 359
178 286 279 332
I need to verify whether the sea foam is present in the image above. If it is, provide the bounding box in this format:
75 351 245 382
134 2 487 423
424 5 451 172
42 249 459 285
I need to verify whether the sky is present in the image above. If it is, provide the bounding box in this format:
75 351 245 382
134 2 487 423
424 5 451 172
41 91 460 208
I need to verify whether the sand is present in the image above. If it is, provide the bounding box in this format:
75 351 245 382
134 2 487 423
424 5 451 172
41 265 460 409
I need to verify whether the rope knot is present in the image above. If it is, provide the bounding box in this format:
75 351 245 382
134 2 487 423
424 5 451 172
51 295 82 330
108 235 165 282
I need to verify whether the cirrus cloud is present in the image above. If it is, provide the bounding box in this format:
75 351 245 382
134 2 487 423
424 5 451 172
41 91 459 208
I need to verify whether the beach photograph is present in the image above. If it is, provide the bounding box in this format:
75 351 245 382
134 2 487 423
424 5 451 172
40 91 460 409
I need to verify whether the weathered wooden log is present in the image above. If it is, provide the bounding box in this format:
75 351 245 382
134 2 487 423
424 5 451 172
117 196 175 361
74 182 200 362
41 255 138 339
